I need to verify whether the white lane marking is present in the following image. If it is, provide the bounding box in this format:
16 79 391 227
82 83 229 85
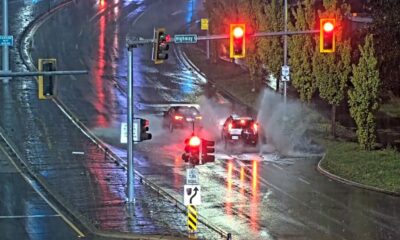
131 9 146 26
298 177 311 185
171 10 183 15
272 163 283 170
0 214 60 219
72 151 85 155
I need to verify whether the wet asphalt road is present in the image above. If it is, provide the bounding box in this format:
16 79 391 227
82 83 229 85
2 0 400 239
0 143 78 240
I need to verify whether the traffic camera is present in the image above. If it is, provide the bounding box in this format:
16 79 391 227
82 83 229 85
139 118 152 141
320 18 335 53
201 139 215 163
153 28 170 64
230 24 245 58
38 58 56 99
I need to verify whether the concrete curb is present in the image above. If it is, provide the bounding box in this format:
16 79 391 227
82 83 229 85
317 155 400 197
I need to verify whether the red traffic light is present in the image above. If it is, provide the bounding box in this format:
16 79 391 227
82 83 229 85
323 21 334 32
320 18 335 53
233 26 244 38
230 24 246 58
189 136 201 147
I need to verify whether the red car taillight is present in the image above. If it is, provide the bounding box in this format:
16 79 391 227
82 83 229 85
174 115 183 120
228 123 233 131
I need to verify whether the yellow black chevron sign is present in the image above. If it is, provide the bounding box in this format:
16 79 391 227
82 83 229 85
187 205 197 231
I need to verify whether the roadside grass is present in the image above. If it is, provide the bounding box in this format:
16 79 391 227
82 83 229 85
317 138 400 193
185 46 261 107
184 45 400 194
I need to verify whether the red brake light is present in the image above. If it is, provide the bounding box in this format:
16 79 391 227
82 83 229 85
174 115 183 120
189 136 201 147
240 119 246 125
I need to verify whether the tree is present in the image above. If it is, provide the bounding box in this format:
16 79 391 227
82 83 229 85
348 35 380 150
288 0 316 103
242 0 262 91
313 0 351 137
368 0 400 95
256 0 284 92
204 0 241 63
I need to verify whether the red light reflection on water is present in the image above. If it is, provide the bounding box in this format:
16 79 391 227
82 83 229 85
252 160 258 190
93 0 110 128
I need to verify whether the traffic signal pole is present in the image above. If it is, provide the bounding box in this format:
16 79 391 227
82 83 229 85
0 70 88 77
127 45 135 203
2 0 10 83
283 0 288 107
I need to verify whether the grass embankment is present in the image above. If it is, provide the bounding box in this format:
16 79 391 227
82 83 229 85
185 45 400 194
380 95 400 118
186 47 260 107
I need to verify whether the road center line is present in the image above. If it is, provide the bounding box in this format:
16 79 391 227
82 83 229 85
298 177 311 185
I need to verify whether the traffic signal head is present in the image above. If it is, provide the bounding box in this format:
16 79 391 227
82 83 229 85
320 18 335 53
139 118 152 141
201 139 215 163
38 58 56 100
183 136 201 164
153 28 170 64
230 24 246 58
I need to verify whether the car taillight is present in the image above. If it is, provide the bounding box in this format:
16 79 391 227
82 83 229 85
195 116 202 120
228 123 232 130
253 123 258 132
240 119 246 125
174 115 183 120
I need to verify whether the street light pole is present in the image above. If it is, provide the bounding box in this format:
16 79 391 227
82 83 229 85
2 0 10 83
127 46 135 203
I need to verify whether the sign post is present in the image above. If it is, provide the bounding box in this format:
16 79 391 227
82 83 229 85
201 18 210 59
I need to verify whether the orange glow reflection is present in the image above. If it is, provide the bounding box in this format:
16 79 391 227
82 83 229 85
250 160 259 231
240 166 244 183
99 0 105 7
252 160 258 190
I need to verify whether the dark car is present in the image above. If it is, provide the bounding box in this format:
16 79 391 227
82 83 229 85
163 106 202 132
221 114 259 147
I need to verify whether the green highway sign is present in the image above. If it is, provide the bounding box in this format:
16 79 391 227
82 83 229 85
174 34 198 44
0 35 13 47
